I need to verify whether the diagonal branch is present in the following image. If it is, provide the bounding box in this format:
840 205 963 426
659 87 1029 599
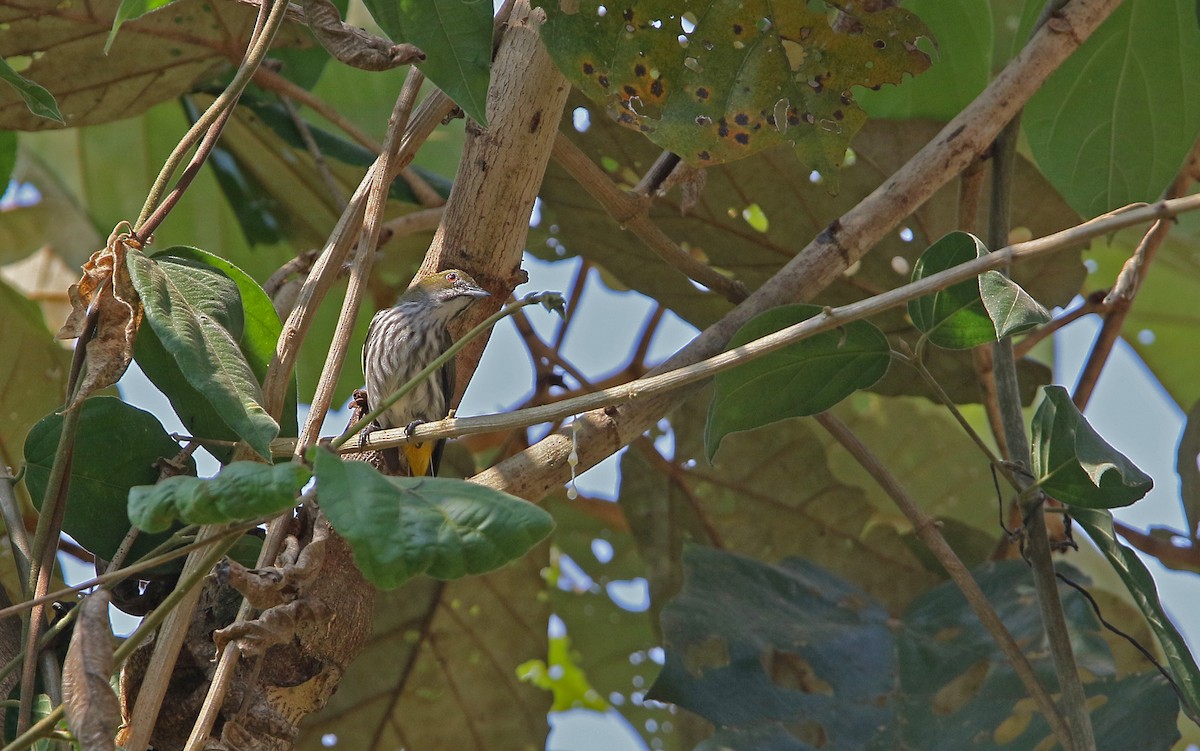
469 0 1128 503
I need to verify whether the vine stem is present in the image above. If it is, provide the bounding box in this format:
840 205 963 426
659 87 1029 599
134 0 289 231
302 192 1200 458
986 1 1091 741
814 412 1073 750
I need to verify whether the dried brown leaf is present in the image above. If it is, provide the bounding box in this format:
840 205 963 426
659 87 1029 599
58 229 143 411
63 590 119 751
299 0 426 71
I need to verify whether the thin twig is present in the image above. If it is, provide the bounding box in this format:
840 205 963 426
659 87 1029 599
551 133 749 304
0 471 31 586
253 66 383 153
815 412 1072 749
135 0 289 230
1073 138 1200 409
281 93 347 207
632 151 681 196
552 260 590 351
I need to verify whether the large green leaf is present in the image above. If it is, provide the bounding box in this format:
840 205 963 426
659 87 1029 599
0 0 307 130
22 396 193 564
129 460 310 533
1022 0 1200 218
152 246 299 446
313 449 554 589
1030 386 1153 509
538 1 931 190
667 390 941 613
359 0 492 125
1073 507 1200 724
0 276 70 471
649 548 1181 750
705 304 890 460
127 249 279 460
856 0 991 121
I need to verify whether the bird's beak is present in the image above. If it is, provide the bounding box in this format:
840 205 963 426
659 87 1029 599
468 286 491 298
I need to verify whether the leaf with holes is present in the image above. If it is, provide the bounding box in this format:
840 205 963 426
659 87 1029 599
1030 386 1153 509
538 0 931 191
313 449 554 589
706 304 890 460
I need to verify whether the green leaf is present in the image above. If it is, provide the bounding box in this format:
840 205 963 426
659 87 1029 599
0 275 70 471
155 247 298 444
0 131 15 188
705 303 890 460
980 268 1050 339
517 633 609 712
1072 507 1200 724
127 249 279 459
128 460 309 533
856 0 991 121
312 449 554 589
1178 399 1200 539
105 0 178 53
22 396 193 563
908 231 995 348
538 1 931 190
1022 0 1200 218
0 59 63 124
649 549 1181 750
1030 386 1153 509
360 0 492 125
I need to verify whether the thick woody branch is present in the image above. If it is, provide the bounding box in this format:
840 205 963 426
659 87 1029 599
470 0 1128 502
417 1 572 402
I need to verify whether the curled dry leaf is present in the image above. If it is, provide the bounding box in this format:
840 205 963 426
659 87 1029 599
57 227 143 411
63 590 119 751
299 0 426 71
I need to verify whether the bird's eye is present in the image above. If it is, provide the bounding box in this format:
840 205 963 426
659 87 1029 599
446 272 459 282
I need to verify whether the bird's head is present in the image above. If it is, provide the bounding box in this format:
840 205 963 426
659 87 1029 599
406 269 491 319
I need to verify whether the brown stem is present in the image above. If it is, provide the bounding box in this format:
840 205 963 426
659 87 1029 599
815 412 1072 748
551 133 748 304
1073 138 1200 409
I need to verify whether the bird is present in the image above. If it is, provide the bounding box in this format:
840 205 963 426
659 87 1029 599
361 269 490 476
